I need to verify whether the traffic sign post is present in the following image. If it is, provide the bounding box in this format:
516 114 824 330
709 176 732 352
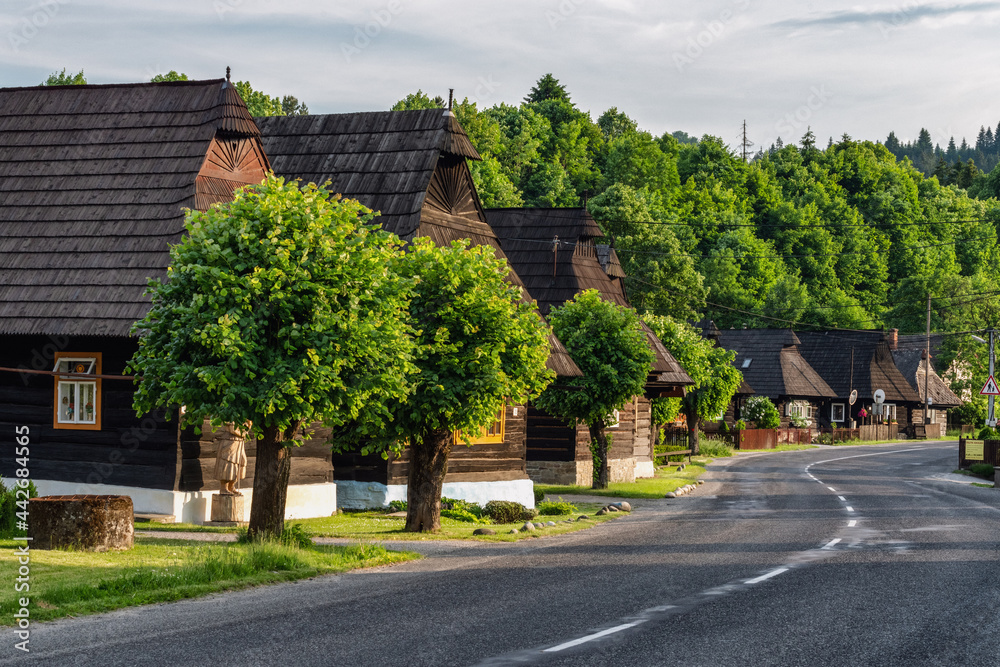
989 330 997 428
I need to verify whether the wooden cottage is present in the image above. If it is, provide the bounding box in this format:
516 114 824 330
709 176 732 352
256 109 581 509
796 330 922 428
891 331 960 437
484 207 693 485
711 329 836 428
0 78 338 523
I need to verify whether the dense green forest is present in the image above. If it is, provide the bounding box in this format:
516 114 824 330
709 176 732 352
393 75 1000 345
882 125 1000 188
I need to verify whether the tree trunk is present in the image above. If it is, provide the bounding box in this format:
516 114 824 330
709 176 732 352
247 424 293 541
588 421 610 489
685 403 701 456
405 428 453 532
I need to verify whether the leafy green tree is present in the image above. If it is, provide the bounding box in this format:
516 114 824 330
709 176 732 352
535 290 655 488
644 316 742 454
391 90 444 110
337 238 553 532
743 396 780 429
43 68 86 85
234 80 285 117
128 176 415 540
150 71 188 82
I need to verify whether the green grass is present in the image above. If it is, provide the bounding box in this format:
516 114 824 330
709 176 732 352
292 504 616 542
971 482 996 488
0 536 416 625
535 462 708 499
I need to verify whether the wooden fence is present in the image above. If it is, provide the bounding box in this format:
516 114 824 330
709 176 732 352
737 429 777 450
777 428 813 444
958 438 1000 468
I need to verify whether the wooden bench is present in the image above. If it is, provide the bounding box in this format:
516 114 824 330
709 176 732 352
654 449 693 464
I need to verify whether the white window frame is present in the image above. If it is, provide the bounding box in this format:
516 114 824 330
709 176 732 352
831 403 846 422
884 403 897 421
53 354 101 430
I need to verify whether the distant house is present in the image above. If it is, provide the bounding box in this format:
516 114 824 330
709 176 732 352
797 330 922 427
0 77 338 522
708 328 836 427
890 331 960 436
257 109 582 509
485 207 693 485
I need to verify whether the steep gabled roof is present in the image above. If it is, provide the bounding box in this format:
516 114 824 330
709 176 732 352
0 78 260 336
256 109 480 241
715 329 836 399
796 331 921 403
892 348 961 408
486 207 692 384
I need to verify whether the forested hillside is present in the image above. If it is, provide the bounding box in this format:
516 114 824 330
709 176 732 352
394 75 1000 343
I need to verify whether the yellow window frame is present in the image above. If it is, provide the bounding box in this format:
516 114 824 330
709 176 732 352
455 407 505 445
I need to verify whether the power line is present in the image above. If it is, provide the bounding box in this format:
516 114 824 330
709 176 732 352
590 216 998 229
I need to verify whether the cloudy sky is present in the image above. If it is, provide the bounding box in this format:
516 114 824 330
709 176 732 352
3 0 999 150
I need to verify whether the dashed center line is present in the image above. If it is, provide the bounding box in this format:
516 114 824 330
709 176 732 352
827 487 837 492
822 538 841 550
837 495 846 502
745 567 789 585
543 622 645 653
845 506 854 513
848 520 857 527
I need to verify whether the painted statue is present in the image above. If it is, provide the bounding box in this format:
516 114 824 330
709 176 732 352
214 423 249 495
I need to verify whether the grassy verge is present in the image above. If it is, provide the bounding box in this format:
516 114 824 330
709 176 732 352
535 462 708 499
0 536 416 625
293 504 617 542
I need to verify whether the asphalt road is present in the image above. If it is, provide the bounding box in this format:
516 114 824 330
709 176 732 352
4 442 999 666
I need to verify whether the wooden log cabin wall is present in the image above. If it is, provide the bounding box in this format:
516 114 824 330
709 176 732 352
0 77 336 522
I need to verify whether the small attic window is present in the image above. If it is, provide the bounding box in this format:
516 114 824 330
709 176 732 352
742 358 752 369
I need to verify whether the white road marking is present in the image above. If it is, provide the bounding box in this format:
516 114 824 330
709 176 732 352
845 506 854 512
543 622 645 653
838 495 846 501
828 487 837 492
745 567 789 584
848 520 857 527
822 538 841 550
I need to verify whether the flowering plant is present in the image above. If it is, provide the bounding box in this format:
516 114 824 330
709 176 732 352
858 408 868 417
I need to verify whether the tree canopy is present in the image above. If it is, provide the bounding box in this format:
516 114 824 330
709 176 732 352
43 68 86 85
535 290 655 488
128 175 414 539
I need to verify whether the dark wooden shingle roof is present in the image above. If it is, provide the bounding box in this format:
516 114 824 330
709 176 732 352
486 207 691 384
796 331 921 403
0 78 258 336
715 329 836 399
891 348 961 408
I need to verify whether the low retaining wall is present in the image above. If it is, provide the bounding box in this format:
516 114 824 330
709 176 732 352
335 479 536 510
526 458 636 486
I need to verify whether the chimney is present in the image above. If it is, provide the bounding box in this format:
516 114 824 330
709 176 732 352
888 328 898 350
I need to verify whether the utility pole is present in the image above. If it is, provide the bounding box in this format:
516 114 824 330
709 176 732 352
924 293 931 425
989 328 997 428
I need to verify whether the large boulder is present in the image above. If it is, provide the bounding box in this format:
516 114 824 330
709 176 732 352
29 495 134 551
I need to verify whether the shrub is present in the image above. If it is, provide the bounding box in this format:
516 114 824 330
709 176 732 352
0 476 37 537
538 500 577 515
387 500 407 513
441 497 482 517
816 432 833 446
969 463 995 479
743 396 780 429
441 508 486 523
522 507 539 520
482 500 527 524
977 426 999 440
789 414 809 428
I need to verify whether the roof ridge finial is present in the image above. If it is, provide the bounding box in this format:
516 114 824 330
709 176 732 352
448 88 454 111
226 66 231 83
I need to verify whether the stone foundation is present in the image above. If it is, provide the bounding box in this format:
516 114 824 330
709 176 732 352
527 458 636 486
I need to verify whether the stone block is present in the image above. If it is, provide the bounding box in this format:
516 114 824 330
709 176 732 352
29 495 134 551
211 494 246 523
